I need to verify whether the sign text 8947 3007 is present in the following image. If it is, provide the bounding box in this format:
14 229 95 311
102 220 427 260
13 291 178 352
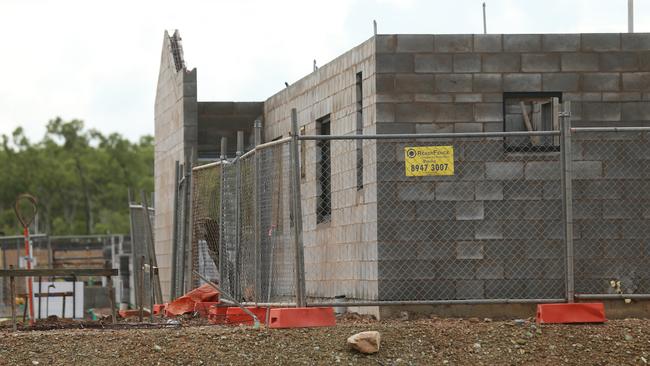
404 146 454 176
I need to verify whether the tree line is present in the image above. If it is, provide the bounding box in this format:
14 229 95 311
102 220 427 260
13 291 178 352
0 118 153 236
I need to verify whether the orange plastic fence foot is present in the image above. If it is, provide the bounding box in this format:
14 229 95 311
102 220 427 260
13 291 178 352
194 302 219 318
208 306 228 325
226 307 267 325
269 307 336 329
536 303 606 324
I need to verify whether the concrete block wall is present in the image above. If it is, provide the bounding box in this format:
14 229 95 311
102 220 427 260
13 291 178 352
154 31 197 301
262 37 379 300
373 33 650 301
197 102 263 158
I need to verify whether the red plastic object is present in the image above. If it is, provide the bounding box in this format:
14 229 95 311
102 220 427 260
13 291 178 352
166 284 220 316
153 303 167 315
269 307 336 329
208 306 228 325
536 303 606 324
194 302 219 318
226 307 267 325
119 309 149 318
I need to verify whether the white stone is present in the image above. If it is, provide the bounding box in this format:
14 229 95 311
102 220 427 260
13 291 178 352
347 331 381 354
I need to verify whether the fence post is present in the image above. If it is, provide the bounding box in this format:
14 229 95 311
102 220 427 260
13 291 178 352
234 131 244 301
253 120 262 303
170 160 180 299
290 109 307 307
218 137 227 295
559 99 575 303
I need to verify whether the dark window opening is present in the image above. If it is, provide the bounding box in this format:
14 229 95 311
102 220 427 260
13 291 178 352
503 92 561 152
356 72 364 190
317 116 331 224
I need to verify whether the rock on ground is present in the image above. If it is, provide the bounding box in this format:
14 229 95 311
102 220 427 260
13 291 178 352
347 331 381 354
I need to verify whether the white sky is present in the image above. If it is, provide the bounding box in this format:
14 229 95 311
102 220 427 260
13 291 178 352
0 0 648 142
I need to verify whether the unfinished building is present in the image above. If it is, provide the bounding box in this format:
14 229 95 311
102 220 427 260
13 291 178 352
155 30 650 312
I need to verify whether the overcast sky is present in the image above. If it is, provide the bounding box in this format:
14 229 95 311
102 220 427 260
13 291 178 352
1 0 648 142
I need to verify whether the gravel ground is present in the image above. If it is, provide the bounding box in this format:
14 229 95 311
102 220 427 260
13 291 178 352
1 316 650 365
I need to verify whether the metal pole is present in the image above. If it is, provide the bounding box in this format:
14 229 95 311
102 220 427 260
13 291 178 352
373 20 377 35
234 131 244 301
141 191 162 304
218 140 227 295
559 99 574 303
149 257 154 323
170 161 180 299
139 255 144 322
253 120 262 303
10 266 16 331
290 109 307 307
177 163 187 295
482 2 487 34
628 0 634 33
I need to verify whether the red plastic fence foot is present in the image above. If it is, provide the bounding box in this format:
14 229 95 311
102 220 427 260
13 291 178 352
208 306 228 325
194 302 219 318
536 303 606 324
226 307 267 325
153 303 167 316
269 307 336 329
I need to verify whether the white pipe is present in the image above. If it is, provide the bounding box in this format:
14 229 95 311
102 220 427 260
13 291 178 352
628 0 634 33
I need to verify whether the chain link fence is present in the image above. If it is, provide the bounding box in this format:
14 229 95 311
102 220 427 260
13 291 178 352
182 105 650 307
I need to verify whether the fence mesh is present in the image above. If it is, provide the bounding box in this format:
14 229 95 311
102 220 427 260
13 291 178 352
571 130 650 296
190 165 220 289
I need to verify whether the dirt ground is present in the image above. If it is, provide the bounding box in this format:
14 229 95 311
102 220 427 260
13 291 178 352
1 315 650 365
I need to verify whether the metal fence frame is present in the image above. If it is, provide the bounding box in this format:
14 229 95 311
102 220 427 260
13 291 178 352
185 102 650 308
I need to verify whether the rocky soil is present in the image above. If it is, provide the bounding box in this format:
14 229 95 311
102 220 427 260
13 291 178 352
1 316 649 365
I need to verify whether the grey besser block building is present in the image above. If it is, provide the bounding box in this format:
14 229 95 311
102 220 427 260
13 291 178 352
155 31 650 304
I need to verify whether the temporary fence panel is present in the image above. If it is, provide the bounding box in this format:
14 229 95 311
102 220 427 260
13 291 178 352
128 204 154 309
571 128 650 297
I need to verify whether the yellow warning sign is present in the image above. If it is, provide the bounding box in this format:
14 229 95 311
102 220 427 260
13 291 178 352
404 146 454 176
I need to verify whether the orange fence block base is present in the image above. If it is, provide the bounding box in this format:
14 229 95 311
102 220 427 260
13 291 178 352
208 306 228 325
536 303 606 324
226 307 267 325
194 302 219 318
118 309 149 318
153 303 167 315
269 307 336 329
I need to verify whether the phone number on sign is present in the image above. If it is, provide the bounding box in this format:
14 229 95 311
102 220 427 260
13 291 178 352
409 163 449 172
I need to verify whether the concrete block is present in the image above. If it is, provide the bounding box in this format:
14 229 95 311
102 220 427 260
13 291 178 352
582 102 621 121
485 279 526 298
543 73 579 91
473 73 502 92
453 54 481 72
641 52 650 71
580 220 620 239
433 103 474 122
621 102 650 120
376 74 395 93
436 262 476 280
415 123 454 133
602 200 638 219
435 181 475 201
474 103 503 122
561 53 599 72
600 52 638 71
604 160 641 179
542 34 580 51
397 183 435 201
482 54 520 72
503 74 542 91
523 200 562 219
486 162 524 180
454 123 482 133
376 103 395 123
474 34 502 52
476 181 503 200
621 33 650 50
525 161 561 180
415 201 455 220
526 240 563 259
434 34 473 52
396 35 434 52
456 242 484 260
395 103 434 123
376 35 397 53
454 94 482 103
573 180 623 200
476 262 504 280
601 92 642 101
622 72 650 91
582 73 620 92
456 280 484 299
415 93 453 102
503 181 543 200
375 123 415 134
582 33 621 51
573 200 602 220
376 53 414 73
435 74 472 92
504 34 542 52
395 74 434 93
543 181 562 199
573 161 602 179
475 221 503 240
414 54 453 73
522 54 560 72
455 201 485 220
